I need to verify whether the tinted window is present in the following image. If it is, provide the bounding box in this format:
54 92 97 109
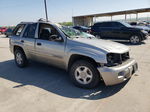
39 23 60 40
94 22 113 27
130 22 137 25
111 22 124 27
23 23 37 38
101 22 113 27
94 23 103 27
13 24 25 36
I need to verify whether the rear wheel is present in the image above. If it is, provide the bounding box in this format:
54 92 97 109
14 49 28 68
130 35 141 44
69 60 100 89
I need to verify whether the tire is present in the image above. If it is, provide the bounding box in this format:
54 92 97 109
130 35 141 44
69 60 100 89
14 49 28 68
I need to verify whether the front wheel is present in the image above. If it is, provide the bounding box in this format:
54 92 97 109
130 35 141 44
69 60 100 89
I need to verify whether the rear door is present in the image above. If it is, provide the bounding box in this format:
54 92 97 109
21 23 37 59
99 22 114 39
92 22 112 38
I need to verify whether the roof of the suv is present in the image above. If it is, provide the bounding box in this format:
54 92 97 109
20 21 51 24
19 18 56 25
19 20 62 28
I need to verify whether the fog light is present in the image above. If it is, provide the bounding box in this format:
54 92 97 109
118 68 130 77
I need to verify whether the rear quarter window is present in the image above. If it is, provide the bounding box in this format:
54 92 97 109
13 24 25 36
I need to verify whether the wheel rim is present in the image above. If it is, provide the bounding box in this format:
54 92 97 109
75 66 93 85
130 36 140 44
16 52 23 65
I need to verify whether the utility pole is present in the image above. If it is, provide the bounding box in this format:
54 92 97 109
44 0 48 21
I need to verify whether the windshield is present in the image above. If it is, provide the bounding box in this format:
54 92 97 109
59 26 94 39
120 21 132 27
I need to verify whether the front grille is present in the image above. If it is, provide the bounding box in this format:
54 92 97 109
107 52 130 67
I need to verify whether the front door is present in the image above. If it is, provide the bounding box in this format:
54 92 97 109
35 23 66 68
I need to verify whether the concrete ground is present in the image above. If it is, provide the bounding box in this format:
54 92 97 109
0 35 150 112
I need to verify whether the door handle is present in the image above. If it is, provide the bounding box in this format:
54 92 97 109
37 43 42 46
21 40 24 43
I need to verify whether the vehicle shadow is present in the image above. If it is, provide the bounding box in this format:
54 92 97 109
0 60 129 100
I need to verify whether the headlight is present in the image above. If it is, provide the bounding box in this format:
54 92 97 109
106 52 130 67
106 53 121 66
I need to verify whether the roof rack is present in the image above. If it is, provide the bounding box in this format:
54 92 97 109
38 18 50 22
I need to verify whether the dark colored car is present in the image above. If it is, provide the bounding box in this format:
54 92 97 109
73 26 91 33
129 22 150 34
91 21 148 44
4 28 13 37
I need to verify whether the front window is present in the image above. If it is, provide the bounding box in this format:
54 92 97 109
38 23 60 40
120 21 132 27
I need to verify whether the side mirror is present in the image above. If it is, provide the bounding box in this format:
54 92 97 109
49 35 63 42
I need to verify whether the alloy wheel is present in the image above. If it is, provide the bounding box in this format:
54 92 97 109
130 36 140 44
16 52 23 65
75 66 93 85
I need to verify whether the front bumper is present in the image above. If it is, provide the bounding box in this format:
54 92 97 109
97 58 138 86
141 32 149 40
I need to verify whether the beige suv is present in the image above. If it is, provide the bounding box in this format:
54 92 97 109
9 20 138 88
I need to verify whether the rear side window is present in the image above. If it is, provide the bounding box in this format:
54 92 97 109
94 23 103 27
94 22 112 27
13 24 25 36
101 22 113 27
23 23 37 38
111 22 124 27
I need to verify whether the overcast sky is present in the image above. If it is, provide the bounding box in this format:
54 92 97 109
0 0 150 26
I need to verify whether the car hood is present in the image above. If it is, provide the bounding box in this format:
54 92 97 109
73 38 129 54
136 26 150 30
131 25 150 30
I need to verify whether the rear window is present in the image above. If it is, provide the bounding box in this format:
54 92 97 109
13 24 25 36
23 23 37 38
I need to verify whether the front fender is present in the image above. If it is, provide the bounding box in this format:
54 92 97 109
65 47 107 68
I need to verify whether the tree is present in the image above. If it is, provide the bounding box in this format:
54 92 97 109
59 22 73 26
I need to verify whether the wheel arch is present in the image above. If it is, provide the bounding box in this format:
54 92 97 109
13 45 25 54
67 54 101 71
